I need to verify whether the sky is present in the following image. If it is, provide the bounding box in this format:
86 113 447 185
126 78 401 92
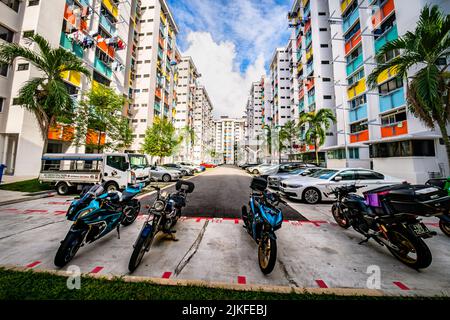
166 0 292 118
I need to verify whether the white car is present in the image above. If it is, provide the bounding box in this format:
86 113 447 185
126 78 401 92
279 168 404 204
246 164 273 175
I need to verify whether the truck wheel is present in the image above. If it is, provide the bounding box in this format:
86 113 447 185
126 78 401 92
104 182 119 193
56 182 70 195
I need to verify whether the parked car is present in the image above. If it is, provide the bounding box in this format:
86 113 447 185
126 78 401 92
178 162 205 173
163 164 194 176
279 168 403 204
260 162 318 177
268 167 321 189
200 162 217 168
246 164 274 175
150 166 181 182
240 163 259 170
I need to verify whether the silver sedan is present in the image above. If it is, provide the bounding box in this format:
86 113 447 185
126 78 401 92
150 166 181 182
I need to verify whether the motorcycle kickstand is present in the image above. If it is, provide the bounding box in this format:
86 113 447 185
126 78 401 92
358 236 370 245
116 225 120 239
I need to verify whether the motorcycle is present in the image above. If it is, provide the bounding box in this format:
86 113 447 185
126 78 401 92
425 177 450 237
329 183 442 269
54 182 144 267
128 180 195 273
241 177 286 274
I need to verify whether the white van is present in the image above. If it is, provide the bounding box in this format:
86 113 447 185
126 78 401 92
39 153 151 195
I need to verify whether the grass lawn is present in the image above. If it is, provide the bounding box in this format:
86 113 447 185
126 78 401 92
0 268 393 300
0 179 52 193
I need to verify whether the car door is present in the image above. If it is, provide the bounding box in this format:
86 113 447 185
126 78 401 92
325 170 357 194
104 155 129 187
355 170 387 193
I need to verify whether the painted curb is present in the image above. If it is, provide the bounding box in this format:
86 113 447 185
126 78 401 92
2 265 384 297
0 191 56 207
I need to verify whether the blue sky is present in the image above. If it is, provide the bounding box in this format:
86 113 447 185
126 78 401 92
166 0 292 117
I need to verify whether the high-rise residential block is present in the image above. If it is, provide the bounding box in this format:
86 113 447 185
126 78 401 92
193 85 214 163
214 116 246 164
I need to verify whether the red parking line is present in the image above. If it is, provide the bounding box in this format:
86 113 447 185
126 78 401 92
26 261 41 268
315 280 328 288
24 209 48 214
1 208 19 211
393 281 410 290
162 272 172 279
234 219 239 224
237 276 246 284
54 211 66 215
195 218 202 222
90 266 104 274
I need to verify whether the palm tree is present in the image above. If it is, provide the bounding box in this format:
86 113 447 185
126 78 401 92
279 120 300 156
0 34 90 154
367 5 450 168
262 124 273 157
300 109 336 165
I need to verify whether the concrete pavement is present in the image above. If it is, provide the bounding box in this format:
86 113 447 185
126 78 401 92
0 166 449 297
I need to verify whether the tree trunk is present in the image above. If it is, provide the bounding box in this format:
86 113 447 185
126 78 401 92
315 140 319 166
438 121 450 175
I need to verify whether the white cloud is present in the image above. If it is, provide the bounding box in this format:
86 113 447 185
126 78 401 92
182 32 267 118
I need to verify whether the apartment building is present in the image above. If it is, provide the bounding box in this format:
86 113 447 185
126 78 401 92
193 85 214 163
129 0 179 151
288 0 337 161
173 56 201 161
269 48 292 127
0 0 137 176
214 116 246 164
246 81 264 139
325 0 450 183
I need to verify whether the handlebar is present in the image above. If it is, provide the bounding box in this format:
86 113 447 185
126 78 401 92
327 184 367 196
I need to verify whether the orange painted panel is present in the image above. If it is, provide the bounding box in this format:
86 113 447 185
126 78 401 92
372 0 394 28
345 30 361 55
86 129 106 145
350 130 369 143
306 78 315 91
155 88 162 99
48 125 63 140
381 121 408 138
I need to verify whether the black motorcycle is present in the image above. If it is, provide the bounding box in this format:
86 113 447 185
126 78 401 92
128 180 195 272
329 183 442 269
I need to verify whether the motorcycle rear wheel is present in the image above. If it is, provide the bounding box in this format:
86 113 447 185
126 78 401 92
54 231 84 268
121 203 141 226
386 227 432 269
439 220 450 237
258 236 277 275
331 204 350 229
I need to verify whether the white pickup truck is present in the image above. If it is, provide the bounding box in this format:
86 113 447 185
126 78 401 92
39 153 151 195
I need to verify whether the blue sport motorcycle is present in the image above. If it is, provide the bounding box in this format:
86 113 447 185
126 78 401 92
241 177 287 274
54 182 144 267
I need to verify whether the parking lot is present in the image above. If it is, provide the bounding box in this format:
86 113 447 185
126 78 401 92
0 166 449 297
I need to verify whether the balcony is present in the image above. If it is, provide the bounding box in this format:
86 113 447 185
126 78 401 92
158 36 165 48
154 101 161 111
346 53 363 76
376 66 398 84
344 30 361 55
160 11 167 25
48 124 75 142
299 100 305 113
102 0 119 19
299 87 305 99
155 88 162 99
381 120 408 138
374 25 398 53
341 0 354 14
372 0 395 28
306 62 313 75
100 14 116 35
304 20 311 33
297 62 303 73
343 7 359 33
305 33 312 48
349 103 367 122
94 57 112 78
306 47 313 61
96 35 115 59
59 32 83 58
308 94 315 106
61 70 81 87
379 87 405 113
350 130 369 143
306 78 314 91
347 78 366 99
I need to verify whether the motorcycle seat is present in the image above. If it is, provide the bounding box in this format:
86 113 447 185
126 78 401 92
120 190 137 202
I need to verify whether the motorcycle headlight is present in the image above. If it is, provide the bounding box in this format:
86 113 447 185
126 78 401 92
78 208 94 218
153 200 165 212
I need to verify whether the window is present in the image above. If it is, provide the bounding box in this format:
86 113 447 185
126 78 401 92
321 60 330 64
29 0 39 6
318 12 326 16
350 121 368 133
356 170 384 180
381 110 407 125
0 63 8 77
0 97 4 112
322 77 331 82
378 49 400 64
348 94 366 110
129 154 148 169
349 148 359 159
23 30 34 38
106 155 128 171
323 95 332 99
378 78 403 94
335 170 356 181
319 28 327 31
320 44 329 48
1 0 20 11
369 140 435 158
17 63 29 71
0 24 14 42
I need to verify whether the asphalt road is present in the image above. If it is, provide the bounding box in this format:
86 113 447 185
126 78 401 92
140 165 308 221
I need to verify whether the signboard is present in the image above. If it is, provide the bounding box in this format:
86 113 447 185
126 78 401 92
39 172 101 183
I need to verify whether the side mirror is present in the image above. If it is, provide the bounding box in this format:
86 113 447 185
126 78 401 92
124 162 130 171
334 176 343 182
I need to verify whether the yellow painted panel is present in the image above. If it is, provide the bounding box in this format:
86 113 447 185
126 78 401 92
306 48 313 61
69 71 81 87
92 80 101 91
160 11 167 25
376 67 399 84
102 0 119 19
60 71 69 80
347 78 366 99
341 0 352 14
297 62 303 73
302 0 309 6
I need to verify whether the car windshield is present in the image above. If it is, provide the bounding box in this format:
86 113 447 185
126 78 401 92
129 155 148 169
309 169 338 180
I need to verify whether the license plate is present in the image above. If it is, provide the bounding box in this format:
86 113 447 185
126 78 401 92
409 223 429 236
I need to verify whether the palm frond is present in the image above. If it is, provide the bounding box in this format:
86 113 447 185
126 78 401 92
0 42 45 68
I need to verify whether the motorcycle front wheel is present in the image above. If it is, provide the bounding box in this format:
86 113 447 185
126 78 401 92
439 219 450 237
386 227 432 269
54 230 85 268
121 202 141 226
258 235 277 275
128 221 156 273
331 204 350 229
